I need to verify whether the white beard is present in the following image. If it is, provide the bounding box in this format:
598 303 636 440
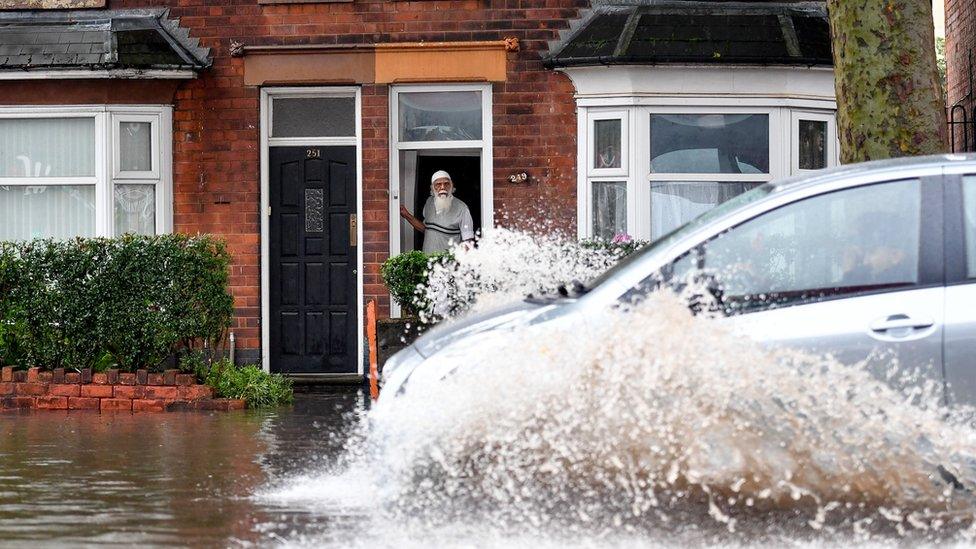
434 194 453 215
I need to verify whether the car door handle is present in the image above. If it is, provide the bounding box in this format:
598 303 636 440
869 314 935 332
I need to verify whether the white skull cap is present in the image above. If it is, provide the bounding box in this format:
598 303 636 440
431 170 452 184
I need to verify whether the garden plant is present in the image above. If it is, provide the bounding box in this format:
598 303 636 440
0 234 233 373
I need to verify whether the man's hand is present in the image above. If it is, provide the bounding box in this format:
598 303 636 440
400 205 425 233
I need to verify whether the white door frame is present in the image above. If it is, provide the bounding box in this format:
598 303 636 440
260 86 363 376
387 83 493 316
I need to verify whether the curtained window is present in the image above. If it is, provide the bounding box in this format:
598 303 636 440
0 109 168 241
647 114 768 239
583 107 836 242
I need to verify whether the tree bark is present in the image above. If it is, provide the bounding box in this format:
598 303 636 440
828 0 948 163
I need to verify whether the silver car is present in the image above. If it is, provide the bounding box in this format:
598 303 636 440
381 154 976 404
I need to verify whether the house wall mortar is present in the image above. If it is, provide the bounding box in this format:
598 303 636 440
98 0 587 355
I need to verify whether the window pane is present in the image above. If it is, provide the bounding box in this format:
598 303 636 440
650 181 762 240
398 91 482 142
702 180 921 306
0 118 95 177
592 181 627 239
593 119 621 169
0 185 95 240
798 119 827 170
114 184 155 236
649 114 769 174
964 177 976 278
272 97 356 138
119 121 152 172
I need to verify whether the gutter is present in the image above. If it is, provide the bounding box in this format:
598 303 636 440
0 68 198 80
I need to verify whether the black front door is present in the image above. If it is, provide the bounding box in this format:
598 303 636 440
269 146 357 374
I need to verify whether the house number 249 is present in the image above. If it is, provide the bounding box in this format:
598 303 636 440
306 149 321 158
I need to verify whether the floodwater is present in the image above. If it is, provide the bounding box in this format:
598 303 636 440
6 230 976 547
0 390 370 547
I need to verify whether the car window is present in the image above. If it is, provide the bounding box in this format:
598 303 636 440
965 177 976 279
699 179 922 312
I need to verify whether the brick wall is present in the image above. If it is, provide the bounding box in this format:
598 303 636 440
108 0 586 356
0 367 244 412
947 0 975 149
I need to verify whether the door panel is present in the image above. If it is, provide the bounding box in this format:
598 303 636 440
682 177 945 393
270 146 357 374
730 287 945 387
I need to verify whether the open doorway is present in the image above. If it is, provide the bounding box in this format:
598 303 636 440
399 151 481 253
388 83 493 316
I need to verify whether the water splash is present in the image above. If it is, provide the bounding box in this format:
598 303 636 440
372 291 976 538
420 228 625 321
268 229 976 545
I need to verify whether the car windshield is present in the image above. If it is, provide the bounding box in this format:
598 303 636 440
584 183 778 290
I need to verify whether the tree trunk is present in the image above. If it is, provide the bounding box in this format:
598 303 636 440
828 0 948 163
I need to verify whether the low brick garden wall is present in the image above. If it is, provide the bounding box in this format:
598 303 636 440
0 367 244 412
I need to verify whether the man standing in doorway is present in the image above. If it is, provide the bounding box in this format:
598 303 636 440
399 170 475 252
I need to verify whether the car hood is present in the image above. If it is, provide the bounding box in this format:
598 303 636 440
412 298 567 358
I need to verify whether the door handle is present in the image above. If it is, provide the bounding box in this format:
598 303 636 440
869 314 934 332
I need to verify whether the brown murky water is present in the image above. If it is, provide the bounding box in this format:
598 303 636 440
0 390 368 547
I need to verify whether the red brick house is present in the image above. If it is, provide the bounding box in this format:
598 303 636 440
0 0 836 379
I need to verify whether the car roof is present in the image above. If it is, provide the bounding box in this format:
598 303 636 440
770 153 976 193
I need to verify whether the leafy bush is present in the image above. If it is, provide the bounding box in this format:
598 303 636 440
0 235 234 372
202 359 293 408
579 236 649 258
380 250 453 315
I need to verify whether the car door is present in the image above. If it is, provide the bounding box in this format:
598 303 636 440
943 174 976 405
683 177 946 388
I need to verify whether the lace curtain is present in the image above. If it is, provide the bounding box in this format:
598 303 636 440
650 181 761 239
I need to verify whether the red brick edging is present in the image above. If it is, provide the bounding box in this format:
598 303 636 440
0 367 245 413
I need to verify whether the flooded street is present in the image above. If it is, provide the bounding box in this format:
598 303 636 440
2 230 976 547
0 390 370 547
1 376 976 547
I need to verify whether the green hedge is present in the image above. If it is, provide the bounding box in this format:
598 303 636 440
380 250 453 316
0 234 234 372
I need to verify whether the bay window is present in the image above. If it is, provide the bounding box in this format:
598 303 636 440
582 105 837 241
0 106 172 241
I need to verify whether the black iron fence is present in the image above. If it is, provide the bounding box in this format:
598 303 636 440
949 47 975 153
949 103 976 152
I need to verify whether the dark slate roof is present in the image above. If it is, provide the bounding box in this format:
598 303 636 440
0 8 211 73
546 1 832 68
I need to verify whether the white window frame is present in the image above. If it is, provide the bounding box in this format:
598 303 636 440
113 113 160 180
587 110 629 177
387 83 493 316
259 86 363 377
0 105 172 238
790 110 838 174
578 102 837 241
267 90 359 145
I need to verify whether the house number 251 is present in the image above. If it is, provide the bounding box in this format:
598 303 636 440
306 149 321 158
